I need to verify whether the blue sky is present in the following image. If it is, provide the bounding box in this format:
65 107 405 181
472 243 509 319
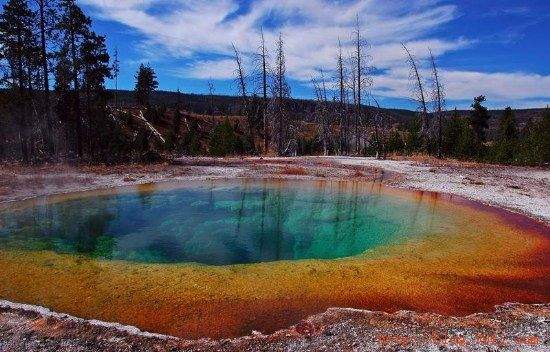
4 0 550 109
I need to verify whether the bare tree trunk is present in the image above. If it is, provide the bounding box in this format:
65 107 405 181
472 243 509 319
313 71 330 156
429 49 444 158
337 39 346 154
232 44 247 103
274 33 289 156
208 81 215 115
260 28 269 153
348 59 357 154
351 15 373 155
402 43 428 148
354 16 362 154
232 43 254 152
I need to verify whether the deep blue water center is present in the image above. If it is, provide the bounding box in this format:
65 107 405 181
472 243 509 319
0 180 447 265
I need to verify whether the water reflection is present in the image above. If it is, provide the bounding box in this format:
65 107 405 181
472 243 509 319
0 180 453 265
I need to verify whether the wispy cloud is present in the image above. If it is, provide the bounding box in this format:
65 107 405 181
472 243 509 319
80 0 550 107
374 67 550 108
80 0 462 75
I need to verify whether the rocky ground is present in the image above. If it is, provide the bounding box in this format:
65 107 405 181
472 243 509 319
0 156 548 351
329 155 550 223
1 300 548 352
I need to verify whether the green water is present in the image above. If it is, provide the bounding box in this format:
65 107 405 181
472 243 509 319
0 180 452 265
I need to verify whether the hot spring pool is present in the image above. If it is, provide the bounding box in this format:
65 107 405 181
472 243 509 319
1 179 457 265
0 179 548 339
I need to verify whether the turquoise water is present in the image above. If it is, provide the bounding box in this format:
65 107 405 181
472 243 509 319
0 180 451 265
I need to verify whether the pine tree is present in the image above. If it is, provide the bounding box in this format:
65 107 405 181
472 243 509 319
80 31 111 159
519 109 550 166
0 0 40 163
494 107 518 164
443 109 476 158
81 32 111 103
134 63 158 107
37 0 56 157
56 0 93 158
470 95 490 143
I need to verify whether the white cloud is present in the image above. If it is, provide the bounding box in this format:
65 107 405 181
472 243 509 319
372 66 550 108
80 0 463 75
442 71 550 102
173 59 237 80
79 0 550 106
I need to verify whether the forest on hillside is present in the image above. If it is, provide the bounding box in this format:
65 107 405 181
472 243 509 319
0 0 548 166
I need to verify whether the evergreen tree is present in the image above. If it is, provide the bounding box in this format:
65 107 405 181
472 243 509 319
54 48 73 135
443 109 476 158
37 0 57 157
494 107 518 164
519 109 550 166
0 0 40 163
134 63 158 107
80 31 111 159
469 95 490 143
80 32 111 106
56 0 93 158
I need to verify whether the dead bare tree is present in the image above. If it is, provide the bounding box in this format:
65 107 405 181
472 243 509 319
271 33 292 156
429 48 445 158
312 70 331 155
232 43 255 153
351 15 373 154
336 39 349 154
207 80 215 115
232 43 248 104
256 28 270 153
402 43 429 148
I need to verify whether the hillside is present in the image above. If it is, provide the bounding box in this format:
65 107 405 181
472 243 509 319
108 89 547 125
